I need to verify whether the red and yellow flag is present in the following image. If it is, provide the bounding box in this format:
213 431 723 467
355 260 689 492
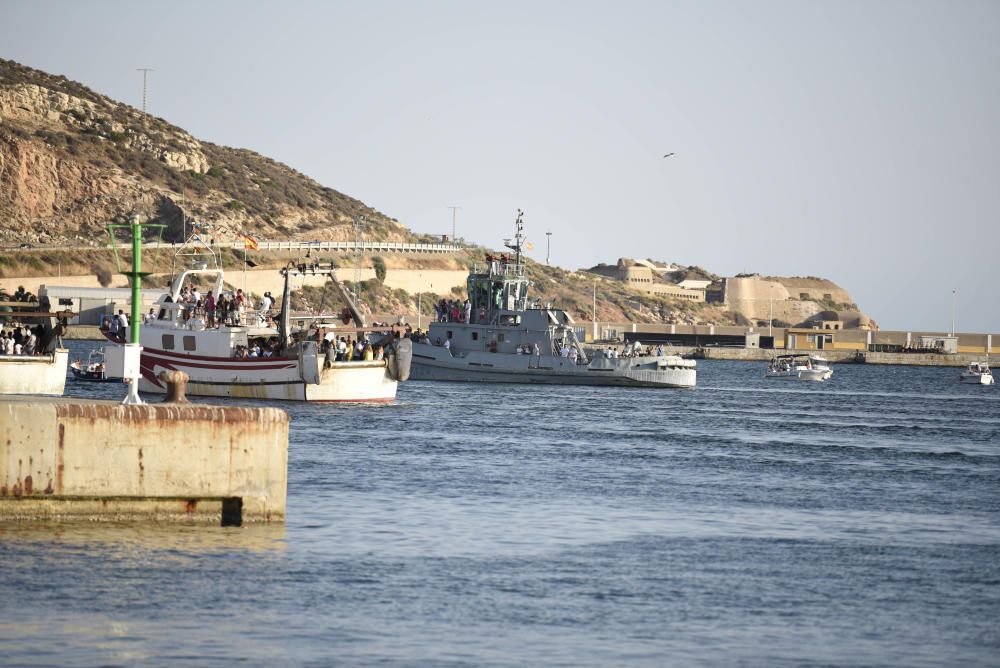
242 233 258 251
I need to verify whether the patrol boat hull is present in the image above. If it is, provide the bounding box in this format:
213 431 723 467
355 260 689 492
411 345 695 387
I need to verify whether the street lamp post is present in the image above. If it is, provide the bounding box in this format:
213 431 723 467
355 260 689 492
546 230 552 265
769 285 773 337
592 279 597 341
951 289 957 337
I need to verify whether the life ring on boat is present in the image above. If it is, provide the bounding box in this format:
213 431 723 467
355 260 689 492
340 307 352 325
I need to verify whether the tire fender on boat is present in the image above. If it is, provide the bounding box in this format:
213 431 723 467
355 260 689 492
385 337 412 382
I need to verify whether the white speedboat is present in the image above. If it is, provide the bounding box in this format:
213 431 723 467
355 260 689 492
70 349 121 382
959 362 994 385
765 354 833 381
106 264 411 402
410 211 696 388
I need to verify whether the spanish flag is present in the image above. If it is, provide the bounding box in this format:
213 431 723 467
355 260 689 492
525 241 535 250
242 233 258 251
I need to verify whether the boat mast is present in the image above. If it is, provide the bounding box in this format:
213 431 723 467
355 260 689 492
504 209 525 269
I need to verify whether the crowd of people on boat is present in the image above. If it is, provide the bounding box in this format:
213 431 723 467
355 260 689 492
232 337 283 358
0 285 37 310
434 298 474 324
155 285 275 329
602 342 666 359
0 325 46 356
320 332 385 364
1 287 44 355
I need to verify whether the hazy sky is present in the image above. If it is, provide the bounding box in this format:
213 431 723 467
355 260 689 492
3 0 998 332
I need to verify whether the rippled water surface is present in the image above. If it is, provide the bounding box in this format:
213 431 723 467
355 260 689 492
2 342 999 666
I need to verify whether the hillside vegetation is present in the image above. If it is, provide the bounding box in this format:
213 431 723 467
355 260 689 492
0 58 413 246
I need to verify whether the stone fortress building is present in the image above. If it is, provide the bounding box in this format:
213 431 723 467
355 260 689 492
587 259 706 302
587 259 873 330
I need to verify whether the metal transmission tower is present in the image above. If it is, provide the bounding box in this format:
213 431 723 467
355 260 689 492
447 206 461 242
136 68 154 114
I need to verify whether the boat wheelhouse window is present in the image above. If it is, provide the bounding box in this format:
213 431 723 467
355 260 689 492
183 335 197 351
471 332 479 341
498 333 506 343
446 330 453 339
162 334 175 350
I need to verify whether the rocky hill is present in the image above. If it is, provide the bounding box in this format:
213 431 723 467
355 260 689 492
0 59 414 245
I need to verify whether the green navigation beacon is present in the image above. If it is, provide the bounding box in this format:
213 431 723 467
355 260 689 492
106 214 166 404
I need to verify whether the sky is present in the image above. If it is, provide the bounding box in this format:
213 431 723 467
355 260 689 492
2 0 998 332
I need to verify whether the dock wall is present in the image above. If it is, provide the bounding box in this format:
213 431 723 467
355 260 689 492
0 397 288 524
666 346 992 367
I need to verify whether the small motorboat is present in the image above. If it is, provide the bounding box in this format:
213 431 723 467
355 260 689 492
765 354 833 381
70 349 121 382
959 362 995 385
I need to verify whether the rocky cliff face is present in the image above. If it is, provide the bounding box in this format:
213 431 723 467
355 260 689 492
0 59 410 245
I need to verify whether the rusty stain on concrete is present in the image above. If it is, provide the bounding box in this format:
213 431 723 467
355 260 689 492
57 424 65 494
53 402 289 426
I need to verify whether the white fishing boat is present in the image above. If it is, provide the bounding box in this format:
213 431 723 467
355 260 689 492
765 353 833 381
0 299 72 396
410 211 696 388
959 362 994 385
105 263 411 402
0 349 69 395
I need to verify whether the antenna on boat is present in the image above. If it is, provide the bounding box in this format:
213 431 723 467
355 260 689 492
503 209 525 268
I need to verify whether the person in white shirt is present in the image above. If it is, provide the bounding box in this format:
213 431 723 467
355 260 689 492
117 310 129 331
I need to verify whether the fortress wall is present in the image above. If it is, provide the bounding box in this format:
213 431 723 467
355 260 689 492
724 277 852 322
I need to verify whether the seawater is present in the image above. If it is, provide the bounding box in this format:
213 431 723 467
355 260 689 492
1 341 998 667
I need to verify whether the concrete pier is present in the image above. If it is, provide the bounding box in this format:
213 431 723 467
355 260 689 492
0 396 288 524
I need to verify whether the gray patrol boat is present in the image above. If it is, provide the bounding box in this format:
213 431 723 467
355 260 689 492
410 211 696 388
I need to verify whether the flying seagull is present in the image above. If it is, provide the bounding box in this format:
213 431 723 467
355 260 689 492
663 152 675 158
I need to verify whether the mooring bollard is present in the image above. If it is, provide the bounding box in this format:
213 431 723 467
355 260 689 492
158 370 190 403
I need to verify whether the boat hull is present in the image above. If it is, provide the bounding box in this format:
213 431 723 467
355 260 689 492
70 363 122 383
136 347 397 402
960 374 994 385
0 349 69 395
410 347 696 388
765 369 832 381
